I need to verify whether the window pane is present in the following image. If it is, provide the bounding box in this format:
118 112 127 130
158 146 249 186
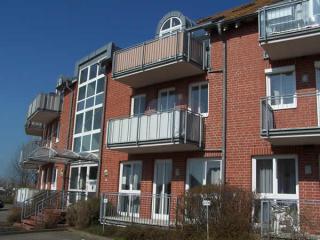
77 101 85 111
270 74 281 106
256 159 273 194
89 166 98 180
87 81 96 98
282 73 295 104
78 86 86 101
93 107 102 130
133 95 145 115
95 93 104 105
277 159 296 194
132 163 142 190
89 63 98 80
172 17 181 27
84 110 93 132
80 68 88 84
82 135 91 152
70 168 79 189
80 167 87 190
190 86 199 113
168 90 176 110
96 77 105 93
91 133 100 151
188 160 204 189
121 164 131 190
206 161 220 185
161 19 171 30
73 137 81 153
200 84 208 114
85 97 94 109
159 91 167 111
75 114 83 134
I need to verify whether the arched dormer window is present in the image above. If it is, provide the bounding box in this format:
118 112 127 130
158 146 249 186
159 17 182 37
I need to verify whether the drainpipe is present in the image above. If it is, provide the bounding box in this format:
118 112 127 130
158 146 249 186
96 62 109 197
217 22 227 184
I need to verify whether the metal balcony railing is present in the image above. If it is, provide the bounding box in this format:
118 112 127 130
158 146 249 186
259 0 320 40
107 109 203 149
260 92 320 137
112 31 204 78
27 93 62 122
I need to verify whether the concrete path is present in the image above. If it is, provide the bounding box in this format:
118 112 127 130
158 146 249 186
0 204 12 223
0 230 112 240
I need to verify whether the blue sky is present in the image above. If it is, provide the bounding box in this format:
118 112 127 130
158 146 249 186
0 0 249 177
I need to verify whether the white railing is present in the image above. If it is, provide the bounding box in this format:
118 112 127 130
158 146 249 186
259 0 320 39
107 109 203 148
112 31 203 77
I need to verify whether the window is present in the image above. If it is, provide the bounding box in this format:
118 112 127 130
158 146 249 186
158 88 176 112
266 66 296 109
186 159 221 190
119 162 142 191
89 166 98 180
189 82 208 116
55 122 60 143
73 61 105 153
159 17 182 37
70 168 79 189
131 95 146 116
252 156 298 199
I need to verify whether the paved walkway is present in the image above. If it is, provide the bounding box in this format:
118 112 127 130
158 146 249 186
0 204 12 223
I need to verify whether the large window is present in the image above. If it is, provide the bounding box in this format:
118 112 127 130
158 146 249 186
266 66 296 109
119 162 142 192
73 61 105 153
186 158 221 190
131 95 146 116
189 82 208 117
158 88 176 112
159 17 182 37
252 156 298 199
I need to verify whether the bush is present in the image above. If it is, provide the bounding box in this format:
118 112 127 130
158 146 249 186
66 197 100 228
7 207 21 224
180 184 256 240
43 210 62 229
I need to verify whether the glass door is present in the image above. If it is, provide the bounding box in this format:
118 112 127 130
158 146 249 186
118 162 142 217
50 167 57 190
152 159 172 220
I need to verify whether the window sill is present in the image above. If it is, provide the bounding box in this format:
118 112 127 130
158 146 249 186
270 104 297 111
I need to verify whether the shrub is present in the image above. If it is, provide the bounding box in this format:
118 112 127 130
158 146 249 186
43 210 62 229
66 197 100 228
180 184 256 240
7 207 21 224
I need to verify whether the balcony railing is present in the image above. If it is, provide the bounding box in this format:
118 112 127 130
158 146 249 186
25 121 44 136
107 109 203 153
27 93 62 124
260 92 320 145
259 0 320 40
112 31 204 87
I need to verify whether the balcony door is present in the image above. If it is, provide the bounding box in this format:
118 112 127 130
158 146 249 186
152 159 172 220
316 67 320 126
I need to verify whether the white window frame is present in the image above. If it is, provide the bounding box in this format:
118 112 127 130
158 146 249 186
185 158 222 190
188 81 209 117
252 155 299 200
51 167 58 190
265 65 297 110
130 94 146 116
68 163 98 193
55 122 60 143
118 161 142 194
315 61 320 126
158 88 176 112
73 59 105 153
159 17 182 37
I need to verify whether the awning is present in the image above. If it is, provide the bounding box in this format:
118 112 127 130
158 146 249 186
22 146 99 169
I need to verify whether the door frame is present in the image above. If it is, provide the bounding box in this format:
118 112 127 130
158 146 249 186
315 62 320 126
152 159 172 220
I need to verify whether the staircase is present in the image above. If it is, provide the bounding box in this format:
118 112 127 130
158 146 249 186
19 190 67 230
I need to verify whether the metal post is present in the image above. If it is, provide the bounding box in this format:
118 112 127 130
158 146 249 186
206 204 209 240
187 32 191 62
141 42 145 71
184 111 188 143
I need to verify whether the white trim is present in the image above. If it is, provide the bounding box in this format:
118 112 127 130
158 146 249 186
130 94 146 116
118 161 142 193
68 163 98 193
316 66 320 126
185 158 222 191
157 88 176 112
188 81 209 117
50 167 58 190
265 65 295 74
159 17 182 37
252 155 299 200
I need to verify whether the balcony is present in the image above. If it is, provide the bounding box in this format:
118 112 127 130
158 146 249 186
107 109 203 153
25 121 44 136
27 93 62 124
260 92 320 145
259 0 320 60
112 31 205 88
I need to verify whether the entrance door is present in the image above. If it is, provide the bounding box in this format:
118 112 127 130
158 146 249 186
316 67 320 126
152 159 172 220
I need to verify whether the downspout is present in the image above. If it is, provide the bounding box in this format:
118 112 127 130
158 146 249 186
96 62 109 197
217 22 227 184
